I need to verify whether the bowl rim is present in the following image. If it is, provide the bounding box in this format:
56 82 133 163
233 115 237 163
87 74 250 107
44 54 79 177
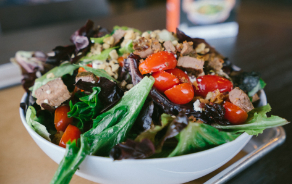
20 91 263 163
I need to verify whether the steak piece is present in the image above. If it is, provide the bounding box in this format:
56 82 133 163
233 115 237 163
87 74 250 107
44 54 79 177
163 41 176 53
177 56 204 76
229 87 254 112
75 72 99 83
133 37 153 58
207 57 224 72
35 78 71 107
181 41 194 55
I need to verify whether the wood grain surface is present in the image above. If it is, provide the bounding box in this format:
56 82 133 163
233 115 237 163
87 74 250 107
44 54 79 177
0 1 291 184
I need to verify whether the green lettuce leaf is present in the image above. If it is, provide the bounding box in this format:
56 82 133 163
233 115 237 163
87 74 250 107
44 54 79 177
84 76 155 155
50 76 154 184
80 47 117 61
68 87 103 130
118 40 134 55
26 106 51 141
135 113 171 143
248 78 266 97
90 34 110 44
168 122 239 157
50 137 89 184
30 63 79 97
76 65 117 82
212 104 289 135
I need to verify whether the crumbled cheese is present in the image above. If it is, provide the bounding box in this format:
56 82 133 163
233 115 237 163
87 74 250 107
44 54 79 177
36 71 42 78
121 80 127 87
124 30 135 40
91 81 95 84
141 32 150 39
103 36 114 45
109 50 119 60
46 73 55 79
46 90 51 94
126 84 134 90
193 99 202 112
92 60 104 69
44 99 49 104
103 43 110 49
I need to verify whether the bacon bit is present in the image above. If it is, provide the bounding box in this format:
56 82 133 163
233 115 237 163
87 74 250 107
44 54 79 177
188 115 197 122
193 80 199 90
205 89 228 104
197 120 204 124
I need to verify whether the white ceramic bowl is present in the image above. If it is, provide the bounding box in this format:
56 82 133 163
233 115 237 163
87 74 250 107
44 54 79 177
19 91 267 184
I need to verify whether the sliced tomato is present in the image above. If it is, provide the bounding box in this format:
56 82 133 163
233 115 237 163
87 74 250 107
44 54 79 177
164 83 194 104
194 75 233 97
139 51 177 75
152 71 180 92
166 68 191 83
54 105 73 132
59 124 81 148
223 102 248 125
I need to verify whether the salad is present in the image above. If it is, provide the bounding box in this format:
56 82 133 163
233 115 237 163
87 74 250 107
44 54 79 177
14 20 289 184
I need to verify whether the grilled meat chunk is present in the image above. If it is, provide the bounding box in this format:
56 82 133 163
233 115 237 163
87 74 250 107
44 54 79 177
229 87 254 112
35 78 71 107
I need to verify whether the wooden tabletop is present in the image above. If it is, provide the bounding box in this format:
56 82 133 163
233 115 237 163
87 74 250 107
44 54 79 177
0 2 292 184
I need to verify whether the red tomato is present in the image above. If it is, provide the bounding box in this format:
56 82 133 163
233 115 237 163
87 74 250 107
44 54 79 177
78 64 92 73
223 102 248 125
166 68 191 83
152 71 180 92
118 56 125 67
59 124 81 148
194 75 233 97
164 83 194 104
139 51 177 75
54 105 73 132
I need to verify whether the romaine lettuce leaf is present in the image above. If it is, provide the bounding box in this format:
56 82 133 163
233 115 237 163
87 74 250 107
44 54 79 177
90 34 110 44
26 106 51 141
50 76 154 184
30 63 79 97
248 78 266 97
50 137 89 184
78 65 117 82
212 104 289 135
68 87 103 130
168 122 239 157
80 47 117 61
118 40 134 55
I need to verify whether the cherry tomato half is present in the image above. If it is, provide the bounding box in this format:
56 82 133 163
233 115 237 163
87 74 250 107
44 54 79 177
59 124 81 148
152 71 180 92
139 51 177 75
223 102 248 125
164 83 194 104
54 105 73 132
166 68 191 83
194 75 233 97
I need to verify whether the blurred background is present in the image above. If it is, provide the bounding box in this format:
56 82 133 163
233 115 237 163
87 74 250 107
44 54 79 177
0 0 292 65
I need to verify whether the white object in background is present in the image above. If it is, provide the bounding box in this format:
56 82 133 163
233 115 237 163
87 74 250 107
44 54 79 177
179 21 238 39
0 63 21 89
